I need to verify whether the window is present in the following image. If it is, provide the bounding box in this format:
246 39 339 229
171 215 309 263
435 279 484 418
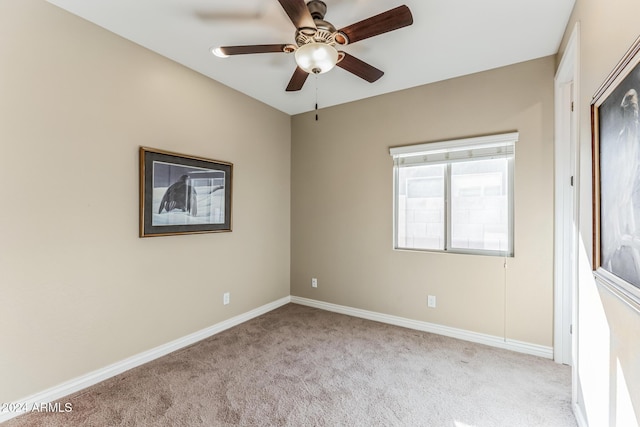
390 132 517 257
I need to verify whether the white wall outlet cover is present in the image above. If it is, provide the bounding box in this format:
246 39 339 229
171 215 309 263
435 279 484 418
427 295 436 308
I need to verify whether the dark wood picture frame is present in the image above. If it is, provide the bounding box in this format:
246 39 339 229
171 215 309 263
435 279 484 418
591 35 640 305
139 147 232 237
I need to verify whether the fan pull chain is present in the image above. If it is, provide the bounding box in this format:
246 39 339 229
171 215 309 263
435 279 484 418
315 75 319 121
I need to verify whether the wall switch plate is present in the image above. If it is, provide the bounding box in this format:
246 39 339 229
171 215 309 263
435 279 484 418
311 278 318 288
223 292 230 305
427 295 436 308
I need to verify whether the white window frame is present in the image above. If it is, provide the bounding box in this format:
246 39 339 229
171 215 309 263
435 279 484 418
390 132 518 257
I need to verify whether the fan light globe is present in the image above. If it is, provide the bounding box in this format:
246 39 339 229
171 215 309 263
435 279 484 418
295 43 338 74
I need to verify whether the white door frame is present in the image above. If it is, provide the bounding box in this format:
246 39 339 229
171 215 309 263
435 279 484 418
553 20 580 396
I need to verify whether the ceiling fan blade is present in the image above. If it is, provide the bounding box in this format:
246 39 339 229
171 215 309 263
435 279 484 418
336 52 384 83
286 67 309 91
337 5 413 45
277 0 316 31
217 44 289 55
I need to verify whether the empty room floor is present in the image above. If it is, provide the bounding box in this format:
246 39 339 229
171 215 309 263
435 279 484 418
4 304 575 426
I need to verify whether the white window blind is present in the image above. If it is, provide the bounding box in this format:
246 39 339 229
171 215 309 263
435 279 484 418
390 132 517 166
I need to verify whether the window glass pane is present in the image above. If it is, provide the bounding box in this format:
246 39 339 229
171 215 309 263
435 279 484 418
450 159 509 252
397 164 445 250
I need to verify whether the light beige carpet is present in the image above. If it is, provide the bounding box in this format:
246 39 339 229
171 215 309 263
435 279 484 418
4 304 576 426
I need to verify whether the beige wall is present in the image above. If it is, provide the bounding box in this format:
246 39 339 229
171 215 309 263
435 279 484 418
559 0 640 424
291 56 556 347
0 1 290 402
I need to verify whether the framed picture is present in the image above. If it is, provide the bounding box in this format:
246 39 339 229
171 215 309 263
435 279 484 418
139 147 232 237
592 35 640 305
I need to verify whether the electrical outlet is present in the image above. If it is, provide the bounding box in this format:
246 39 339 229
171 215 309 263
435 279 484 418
311 278 318 288
427 295 436 308
223 292 230 305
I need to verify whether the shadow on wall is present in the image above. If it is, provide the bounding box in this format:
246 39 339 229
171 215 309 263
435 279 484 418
577 235 640 426
601 286 640 426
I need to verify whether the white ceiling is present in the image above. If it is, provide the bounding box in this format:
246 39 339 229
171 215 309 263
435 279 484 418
46 0 575 115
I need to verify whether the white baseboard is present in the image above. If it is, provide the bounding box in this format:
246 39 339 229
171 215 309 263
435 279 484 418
573 402 588 427
0 296 291 424
290 296 554 359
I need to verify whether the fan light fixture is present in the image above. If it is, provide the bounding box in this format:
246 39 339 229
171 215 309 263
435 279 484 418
294 42 338 74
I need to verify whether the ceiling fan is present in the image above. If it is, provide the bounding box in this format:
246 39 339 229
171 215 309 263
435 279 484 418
212 0 413 92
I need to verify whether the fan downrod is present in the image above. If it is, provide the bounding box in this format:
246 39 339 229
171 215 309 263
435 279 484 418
307 0 327 20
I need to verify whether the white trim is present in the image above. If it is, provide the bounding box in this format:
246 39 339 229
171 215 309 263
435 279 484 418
290 296 553 359
389 132 519 158
554 22 581 421
0 296 291 424
552 77 574 363
554 21 581 365
573 402 588 427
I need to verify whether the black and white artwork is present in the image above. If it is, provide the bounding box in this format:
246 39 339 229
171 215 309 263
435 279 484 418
152 162 226 226
593 35 640 303
598 64 640 288
140 147 232 237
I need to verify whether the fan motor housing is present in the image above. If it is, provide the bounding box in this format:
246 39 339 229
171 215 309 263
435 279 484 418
307 0 327 20
295 1 342 47
296 24 335 47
